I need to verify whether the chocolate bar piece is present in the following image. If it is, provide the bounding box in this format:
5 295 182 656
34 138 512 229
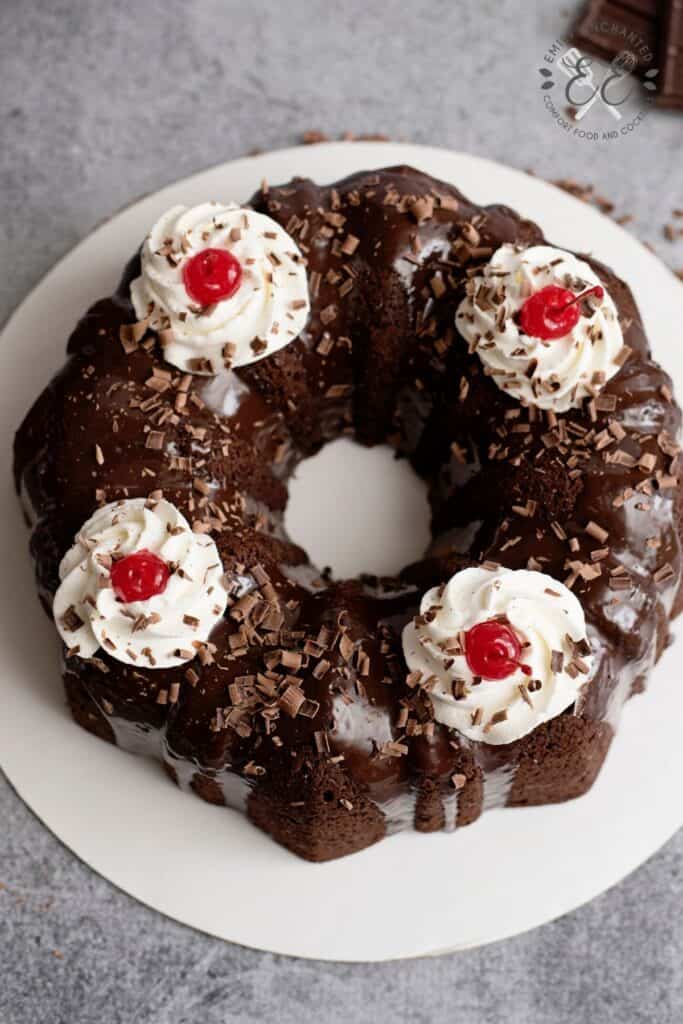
657 0 683 108
570 0 661 71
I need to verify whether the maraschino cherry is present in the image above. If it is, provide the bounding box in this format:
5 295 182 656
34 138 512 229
465 620 529 680
183 248 242 306
110 549 170 603
518 284 604 341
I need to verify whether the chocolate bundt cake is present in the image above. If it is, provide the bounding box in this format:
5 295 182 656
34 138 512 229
14 166 682 862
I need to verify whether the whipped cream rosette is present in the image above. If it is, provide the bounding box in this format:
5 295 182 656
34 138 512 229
402 566 594 745
131 202 310 374
53 498 227 668
456 244 627 412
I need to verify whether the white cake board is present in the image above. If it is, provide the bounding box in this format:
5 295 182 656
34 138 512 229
1 143 682 962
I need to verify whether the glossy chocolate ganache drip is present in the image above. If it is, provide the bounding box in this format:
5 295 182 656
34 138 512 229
14 167 683 861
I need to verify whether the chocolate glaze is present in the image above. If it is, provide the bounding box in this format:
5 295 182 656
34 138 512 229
14 166 683 861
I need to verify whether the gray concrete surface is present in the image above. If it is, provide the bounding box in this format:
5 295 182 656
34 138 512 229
2 1 683 1021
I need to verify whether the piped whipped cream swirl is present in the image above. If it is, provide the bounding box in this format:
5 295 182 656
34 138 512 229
130 202 310 374
402 566 593 745
456 244 625 412
53 498 227 668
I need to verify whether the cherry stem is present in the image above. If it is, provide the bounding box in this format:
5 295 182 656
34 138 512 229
557 284 604 313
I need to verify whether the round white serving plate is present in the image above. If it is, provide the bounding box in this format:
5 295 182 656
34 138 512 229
1 143 682 962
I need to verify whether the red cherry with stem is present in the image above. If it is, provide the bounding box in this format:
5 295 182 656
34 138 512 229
183 248 242 307
519 283 605 341
465 620 527 680
110 549 170 603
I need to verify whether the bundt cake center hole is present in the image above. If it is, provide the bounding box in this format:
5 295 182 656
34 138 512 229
285 438 431 579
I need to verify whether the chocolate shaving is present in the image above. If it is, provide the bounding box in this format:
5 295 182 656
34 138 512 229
60 606 84 632
278 684 306 718
654 563 676 584
550 650 564 673
298 698 320 719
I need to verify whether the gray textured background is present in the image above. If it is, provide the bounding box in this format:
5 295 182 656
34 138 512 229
2 1 683 1022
